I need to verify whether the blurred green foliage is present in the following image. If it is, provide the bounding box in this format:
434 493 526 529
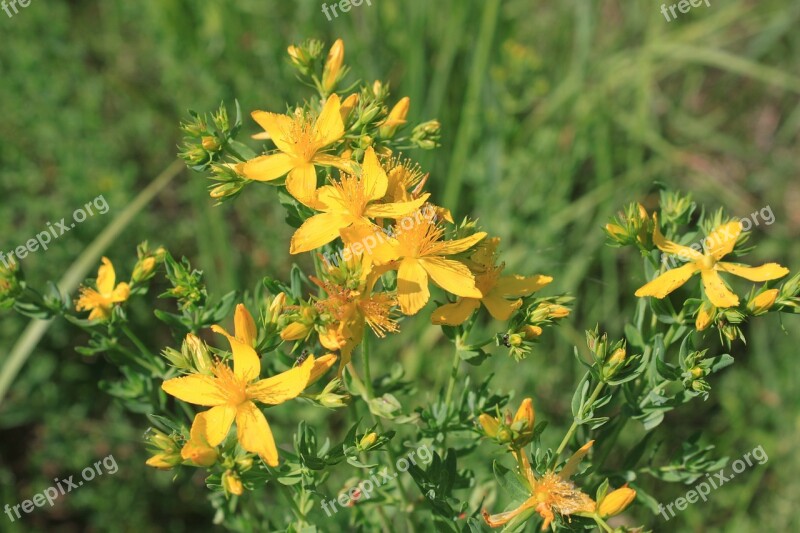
1 0 798 531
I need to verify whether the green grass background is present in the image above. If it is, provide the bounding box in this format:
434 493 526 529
1 0 799 531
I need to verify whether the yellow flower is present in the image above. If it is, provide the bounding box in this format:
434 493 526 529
432 237 552 325
597 486 636 518
242 94 350 207
635 216 789 308
433 266 552 325
162 323 315 467
233 303 258 347
289 146 429 254
351 216 486 315
313 256 398 371
483 442 596 530
75 257 131 321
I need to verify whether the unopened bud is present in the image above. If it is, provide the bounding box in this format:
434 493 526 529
597 486 636 517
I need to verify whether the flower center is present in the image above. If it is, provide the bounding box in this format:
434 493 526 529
700 255 716 270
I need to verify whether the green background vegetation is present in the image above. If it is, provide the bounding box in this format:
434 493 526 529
1 0 798 531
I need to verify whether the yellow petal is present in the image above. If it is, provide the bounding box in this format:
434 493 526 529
246 356 315 405
339 224 400 264
109 282 131 303
420 257 482 298
397 258 430 315
481 292 522 321
162 375 227 406
360 147 389 201
494 274 553 297
717 262 789 282
308 354 338 386
707 221 741 261
199 404 237 447
286 164 320 208
482 498 538 528
363 194 431 219
559 440 594 480
701 270 740 308
97 257 117 295
211 325 261 382
234 304 258 347
433 232 488 256
653 214 703 262
314 93 345 148
235 401 279 466
241 153 295 182
251 111 295 154
634 263 700 298
431 299 480 326
290 212 354 255
313 153 357 173
315 184 349 213
181 414 219 467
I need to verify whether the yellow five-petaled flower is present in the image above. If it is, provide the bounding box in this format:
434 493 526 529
242 94 350 207
162 304 335 467
635 216 789 308
75 257 131 321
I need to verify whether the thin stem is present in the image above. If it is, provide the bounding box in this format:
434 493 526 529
362 332 374 399
553 381 605 464
443 337 461 408
593 514 615 533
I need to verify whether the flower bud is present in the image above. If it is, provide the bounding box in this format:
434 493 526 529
222 470 244 496
322 39 345 93
201 136 220 151
234 304 258 347
281 321 311 341
184 333 213 375
131 256 157 284
340 93 359 122
379 97 410 138
146 453 182 470
358 432 378 451
522 325 542 340
748 289 779 315
478 414 500 438
597 486 636 517
695 301 714 331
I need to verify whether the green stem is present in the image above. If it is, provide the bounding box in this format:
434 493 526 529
362 332 374 399
0 160 184 405
122 324 154 358
553 381 605 464
593 514 615 533
443 337 461 408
